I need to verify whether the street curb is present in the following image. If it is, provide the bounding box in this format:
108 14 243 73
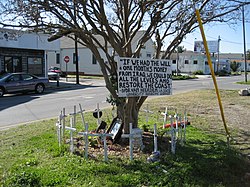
47 80 94 90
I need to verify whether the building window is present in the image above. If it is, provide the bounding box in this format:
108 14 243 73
172 60 176 64
184 60 189 64
28 57 42 65
146 53 151 58
193 60 198 64
4 56 23 73
92 54 97 64
56 53 60 64
28 57 43 75
205 61 208 65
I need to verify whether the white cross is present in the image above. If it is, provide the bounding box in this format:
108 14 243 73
153 124 158 153
69 105 77 128
161 107 168 129
142 104 154 126
174 113 179 138
56 121 62 147
79 103 85 129
79 123 113 162
65 117 77 153
169 115 176 154
122 123 143 160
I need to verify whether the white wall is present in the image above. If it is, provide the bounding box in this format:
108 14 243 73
46 51 60 69
171 52 219 74
56 31 155 75
0 29 60 51
60 48 102 75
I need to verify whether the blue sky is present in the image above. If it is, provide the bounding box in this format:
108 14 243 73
182 17 250 54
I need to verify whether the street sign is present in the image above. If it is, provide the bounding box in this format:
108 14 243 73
64 56 70 63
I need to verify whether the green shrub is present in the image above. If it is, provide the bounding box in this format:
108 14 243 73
230 61 241 72
192 70 204 75
216 70 229 76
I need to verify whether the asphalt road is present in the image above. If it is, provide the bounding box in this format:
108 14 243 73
0 75 249 130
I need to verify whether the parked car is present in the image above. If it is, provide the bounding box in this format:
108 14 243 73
48 66 66 77
48 71 59 80
0 72 49 97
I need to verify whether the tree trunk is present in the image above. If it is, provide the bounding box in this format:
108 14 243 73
117 97 141 134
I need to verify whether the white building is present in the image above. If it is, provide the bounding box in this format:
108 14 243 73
48 31 155 75
170 51 218 74
216 53 250 71
0 28 60 77
169 51 250 74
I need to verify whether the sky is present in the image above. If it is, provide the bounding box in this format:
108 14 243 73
181 15 250 54
1 1 248 54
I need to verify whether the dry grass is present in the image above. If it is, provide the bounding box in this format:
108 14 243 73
143 89 250 156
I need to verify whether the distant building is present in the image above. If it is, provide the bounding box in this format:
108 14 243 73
48 31 155 75
170 51 217 74
216 53 250 71
0 28 60 76
170 51 250 74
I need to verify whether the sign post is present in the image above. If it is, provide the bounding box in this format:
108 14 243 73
64 56 70 82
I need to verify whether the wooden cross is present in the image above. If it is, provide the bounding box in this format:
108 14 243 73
153 124 158 153
69 105 77 128
56 110 67 146
79 123 113 162
65 117 76 153
56 121 62 147
174 113 179 138
121 123 143 161
161 107 168 129
169 115 176 154
180 109 187 146
142 104 154 126
79 103 85 129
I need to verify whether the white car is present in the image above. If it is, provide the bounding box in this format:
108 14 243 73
48 71 59 80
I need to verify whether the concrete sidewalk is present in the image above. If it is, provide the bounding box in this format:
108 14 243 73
47 78 104 90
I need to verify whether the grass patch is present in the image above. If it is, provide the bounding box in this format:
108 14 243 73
1 90 249 186
172 74 197 80
237 80 250 85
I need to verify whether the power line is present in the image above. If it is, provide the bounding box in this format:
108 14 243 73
203 34 250 46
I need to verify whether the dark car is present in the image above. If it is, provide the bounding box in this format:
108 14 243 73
48 67 66 77
0 73 49 97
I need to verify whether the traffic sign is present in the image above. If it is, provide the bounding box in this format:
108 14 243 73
64 56 70 63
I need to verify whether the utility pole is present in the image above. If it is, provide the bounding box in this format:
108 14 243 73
176 46 179 76
217 35 221 73
74 36 79 84
242 4 247 82
176 26 179 76
74 0 80 84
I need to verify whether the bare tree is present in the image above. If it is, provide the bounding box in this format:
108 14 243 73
0 0 249 133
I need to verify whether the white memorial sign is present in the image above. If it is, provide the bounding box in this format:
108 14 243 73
118 57 172 97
